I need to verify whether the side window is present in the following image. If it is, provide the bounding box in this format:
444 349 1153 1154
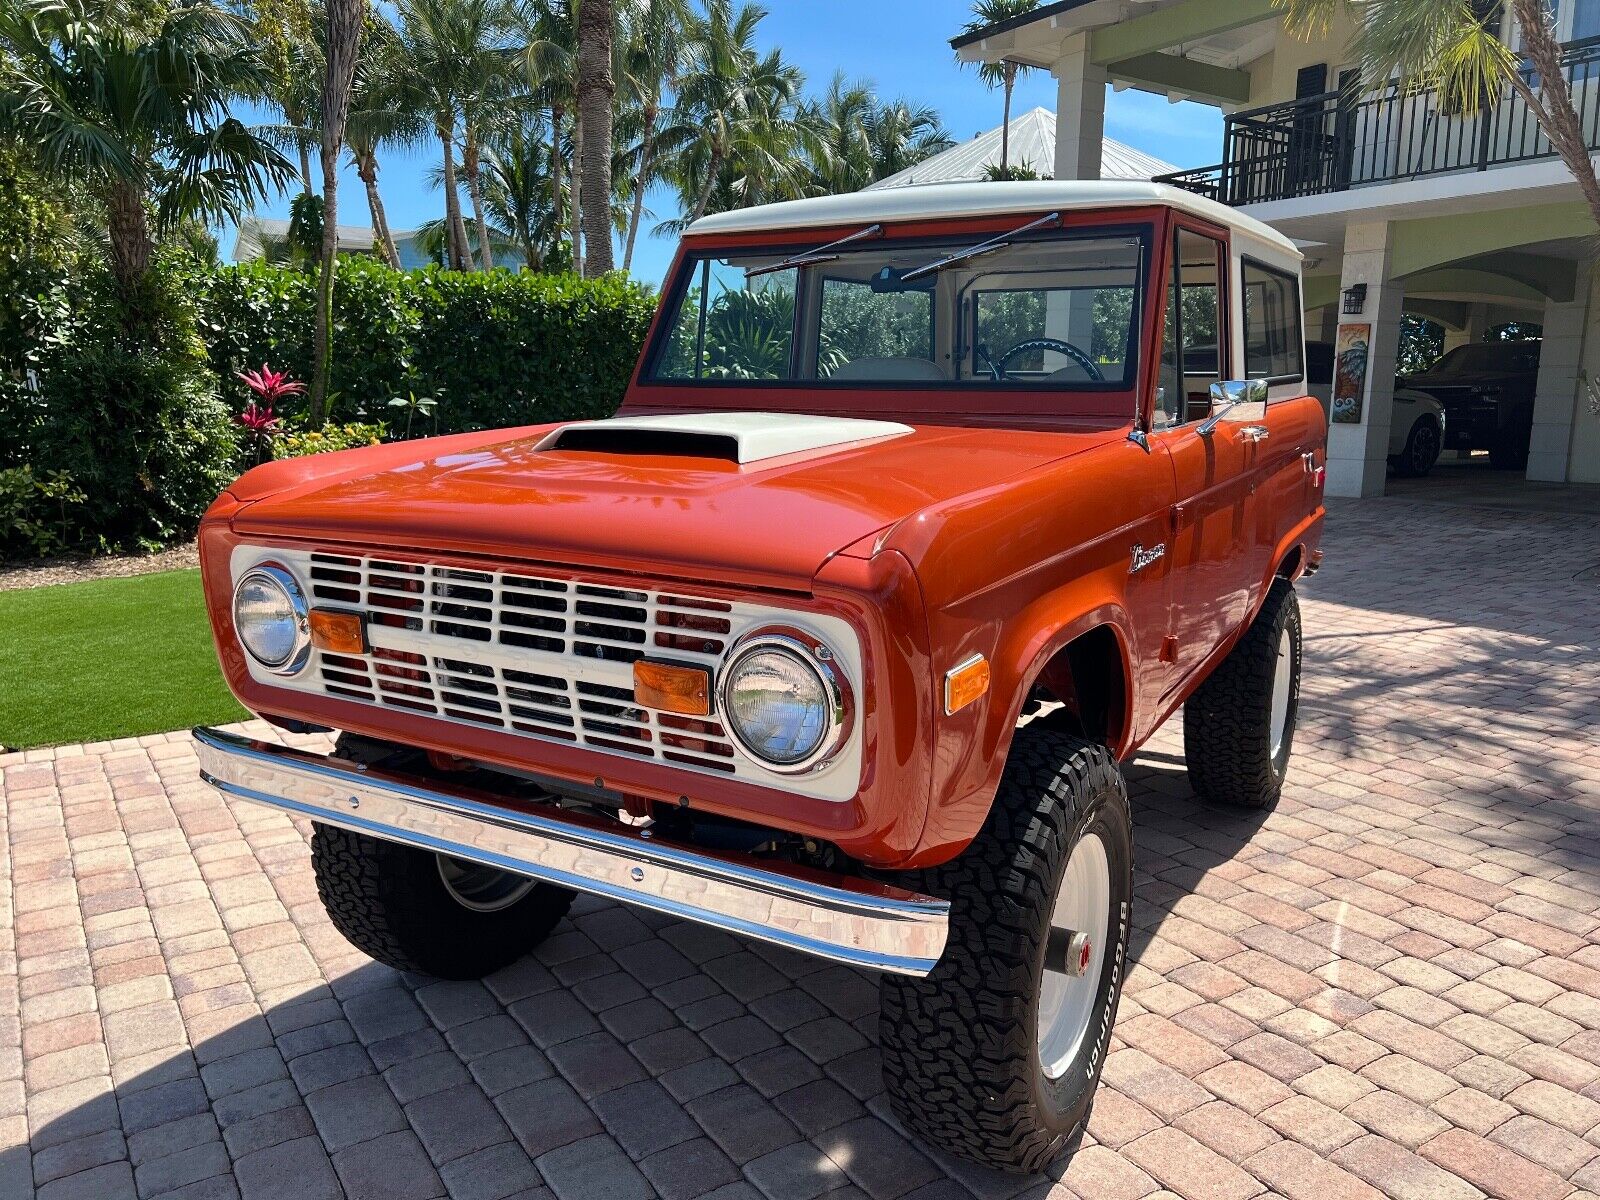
1157 229 1225 429
1242 260 1304 382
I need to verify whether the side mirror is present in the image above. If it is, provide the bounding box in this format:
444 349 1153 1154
1198 379 1269 436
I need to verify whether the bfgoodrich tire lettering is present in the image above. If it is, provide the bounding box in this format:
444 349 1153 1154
879 727 1133 1172
1183 577 1302 810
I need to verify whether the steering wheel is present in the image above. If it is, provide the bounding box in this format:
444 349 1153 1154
992 337 1104 383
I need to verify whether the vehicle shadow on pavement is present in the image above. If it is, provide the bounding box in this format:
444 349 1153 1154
10 756 1272 1200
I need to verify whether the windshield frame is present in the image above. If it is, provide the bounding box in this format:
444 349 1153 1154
631 208 1163 422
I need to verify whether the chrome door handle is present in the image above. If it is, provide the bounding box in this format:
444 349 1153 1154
1239 425 1270 443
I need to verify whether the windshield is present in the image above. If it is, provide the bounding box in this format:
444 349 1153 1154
1428 343 1541 376
647 226 1149 396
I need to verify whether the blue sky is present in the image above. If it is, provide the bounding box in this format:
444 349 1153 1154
226 0 1222 285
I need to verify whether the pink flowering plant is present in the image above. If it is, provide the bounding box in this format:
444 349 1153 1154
234 364 306 464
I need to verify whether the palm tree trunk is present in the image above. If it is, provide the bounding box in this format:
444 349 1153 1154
105 178 152 294
298 142 315 195
1000 61 1016 172
577 0 615 276
358 151 401 269
689 149 722 222
440 127 469 270
464 122 495 271
550 103 566 265
1509 0 1600 230
623 98 658 273
570 109 585 275
310 0 366 424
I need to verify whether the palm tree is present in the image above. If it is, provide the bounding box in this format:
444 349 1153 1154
958 0 1042 173
1277 0 1600 231
0 0 294 292
523 0 579 270
616 0 692 271
576 0 617 275
262 33 324 196
802 73 877 193
480 116 563 269
665 0 811 224
346 20 428 269
865 97 953 179
309 0 367 419
395 0 519 272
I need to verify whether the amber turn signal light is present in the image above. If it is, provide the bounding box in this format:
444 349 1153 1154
309 609 368 656
944 654 991 715
634 659 712 716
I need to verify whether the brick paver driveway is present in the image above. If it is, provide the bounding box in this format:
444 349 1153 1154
4 494 1600 1200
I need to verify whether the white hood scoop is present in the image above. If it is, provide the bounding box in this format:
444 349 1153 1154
534 411 914 465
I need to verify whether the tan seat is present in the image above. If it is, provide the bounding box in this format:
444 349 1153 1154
831 357 948 382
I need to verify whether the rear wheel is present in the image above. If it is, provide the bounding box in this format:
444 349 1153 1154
879 727 1133 1172
1183 578 1302 810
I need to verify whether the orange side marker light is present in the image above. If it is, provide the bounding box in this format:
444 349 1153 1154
944 654 991 715
309 609 368 655
634 659 712 717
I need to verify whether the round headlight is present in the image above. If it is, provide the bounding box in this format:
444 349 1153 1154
233 564 310 675
720 633 848 772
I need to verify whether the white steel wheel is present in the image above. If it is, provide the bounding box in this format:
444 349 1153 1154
1269 626 1293 760
1037 831 1112 1079
437 855 538 913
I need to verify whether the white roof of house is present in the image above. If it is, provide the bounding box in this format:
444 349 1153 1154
865 108 1177 190
686 180 1301 258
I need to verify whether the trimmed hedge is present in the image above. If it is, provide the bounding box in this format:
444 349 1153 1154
196 258 658 432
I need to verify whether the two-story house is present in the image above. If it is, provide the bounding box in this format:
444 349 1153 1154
954 0 1600 495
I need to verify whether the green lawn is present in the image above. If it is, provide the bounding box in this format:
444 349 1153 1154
1 569 247 750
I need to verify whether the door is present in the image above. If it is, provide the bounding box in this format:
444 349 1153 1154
1153 225 1257 691
1288 64 1329 195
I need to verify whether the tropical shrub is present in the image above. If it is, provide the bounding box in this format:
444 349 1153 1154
195 258 657 431
0 466 86 558
278 421 387 457
0 263 241 554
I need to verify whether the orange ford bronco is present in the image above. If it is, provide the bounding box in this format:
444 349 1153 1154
195 181 1326 1170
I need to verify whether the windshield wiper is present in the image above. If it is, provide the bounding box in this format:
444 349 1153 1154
745 224 884 279
901 211 1062 283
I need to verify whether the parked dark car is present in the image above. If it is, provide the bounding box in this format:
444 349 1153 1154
1399 340 1541 470
1305 342 1445 476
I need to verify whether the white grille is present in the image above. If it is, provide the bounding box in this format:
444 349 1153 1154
228 545 864 802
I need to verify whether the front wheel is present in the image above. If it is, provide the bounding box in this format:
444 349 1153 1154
1184 577 1302 810
1392 417 1441 477
879 728 1133 1172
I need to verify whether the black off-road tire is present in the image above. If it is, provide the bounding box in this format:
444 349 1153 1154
311 826 574 978
879 727 1134 1173
309 735 574 978
1183 577 1302 810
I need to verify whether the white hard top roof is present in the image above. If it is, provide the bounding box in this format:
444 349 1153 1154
685 180 1301 260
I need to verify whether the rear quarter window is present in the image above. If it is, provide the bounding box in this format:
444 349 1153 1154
1242 260 1304 383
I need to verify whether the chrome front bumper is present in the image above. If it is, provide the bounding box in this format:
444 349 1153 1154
192 727 949 976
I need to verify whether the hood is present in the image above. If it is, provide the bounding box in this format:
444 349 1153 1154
230 412 1121 588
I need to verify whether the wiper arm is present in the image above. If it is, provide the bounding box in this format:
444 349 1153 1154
745 224 884 279
901 211 1062 283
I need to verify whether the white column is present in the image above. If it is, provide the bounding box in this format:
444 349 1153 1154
1052 35 1106 182
1527 268 1591 482
1442 303 1486 352
1326 221 1402 498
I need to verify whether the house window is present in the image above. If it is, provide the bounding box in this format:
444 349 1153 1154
1241 260 1304 383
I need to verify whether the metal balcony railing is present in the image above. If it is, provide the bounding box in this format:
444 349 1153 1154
1154 34 1600 206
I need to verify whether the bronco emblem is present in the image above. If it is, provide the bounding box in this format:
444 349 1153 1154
1129 543 1166 574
